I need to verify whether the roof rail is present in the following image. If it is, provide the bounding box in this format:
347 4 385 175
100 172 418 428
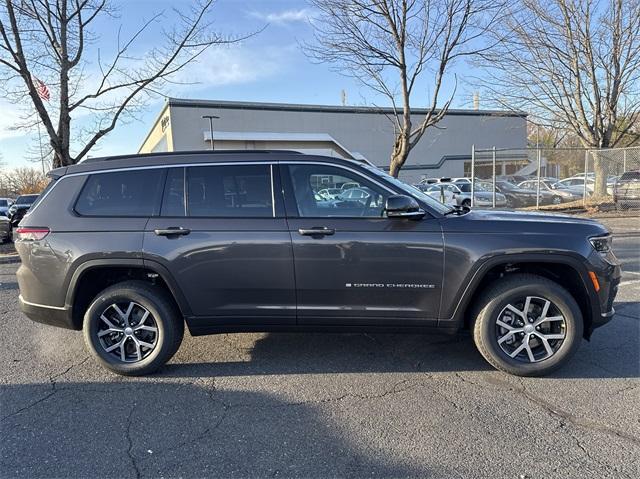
81 149 304 163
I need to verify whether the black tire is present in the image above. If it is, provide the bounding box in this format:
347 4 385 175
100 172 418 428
472 274 583 376
461 199 471 208
83 280 184 376
552 196 562 205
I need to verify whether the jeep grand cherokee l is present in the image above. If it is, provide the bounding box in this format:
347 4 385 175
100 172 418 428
15 151 620 376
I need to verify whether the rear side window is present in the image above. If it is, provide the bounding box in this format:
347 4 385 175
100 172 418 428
75 169 164 216
186 164 273 217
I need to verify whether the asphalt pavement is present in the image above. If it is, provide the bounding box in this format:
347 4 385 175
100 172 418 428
0 236 638 479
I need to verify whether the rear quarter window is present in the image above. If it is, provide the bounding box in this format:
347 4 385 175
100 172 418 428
75 169 165 217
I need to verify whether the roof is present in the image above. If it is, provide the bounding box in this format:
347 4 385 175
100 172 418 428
51 150 358 178
166 97 527 118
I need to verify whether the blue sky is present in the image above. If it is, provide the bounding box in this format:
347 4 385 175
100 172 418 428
0 0 474 168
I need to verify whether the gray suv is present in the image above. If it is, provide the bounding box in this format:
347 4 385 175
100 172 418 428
15 151 621 376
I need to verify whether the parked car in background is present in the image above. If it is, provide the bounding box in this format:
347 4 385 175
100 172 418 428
438 181 508 208
7 193 41 226
497 175 530 184
340 181 360 191
0 214 10 243
484 181 542 207
613 170 640 210
556 177 615 195
317 188 342 200
0 197 14 217
518 179 583 204
417 184 456 206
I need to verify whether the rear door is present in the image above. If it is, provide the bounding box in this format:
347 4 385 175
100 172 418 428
144 163 296 327
282 162 444 326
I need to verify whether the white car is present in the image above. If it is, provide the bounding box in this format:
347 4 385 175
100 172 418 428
421 184 456 205
555 177 615 195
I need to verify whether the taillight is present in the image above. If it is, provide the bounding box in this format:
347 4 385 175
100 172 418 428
16 227 50 241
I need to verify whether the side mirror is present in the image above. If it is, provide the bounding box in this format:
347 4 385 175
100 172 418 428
385 195 425 219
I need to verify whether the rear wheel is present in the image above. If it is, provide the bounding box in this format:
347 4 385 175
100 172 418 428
83 281 184 376
472 274 583 376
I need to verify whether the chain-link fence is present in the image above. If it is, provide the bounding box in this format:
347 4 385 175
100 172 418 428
467 146 640 211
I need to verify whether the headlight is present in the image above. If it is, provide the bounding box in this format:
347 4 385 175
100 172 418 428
589 235 612 254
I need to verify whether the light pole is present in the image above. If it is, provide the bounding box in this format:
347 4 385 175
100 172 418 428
202 115 220 150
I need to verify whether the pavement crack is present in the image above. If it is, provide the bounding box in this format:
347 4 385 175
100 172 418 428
280 378 418 407
486 376 640 447
0 390 58 422
0 357 90 422
125 404 142 479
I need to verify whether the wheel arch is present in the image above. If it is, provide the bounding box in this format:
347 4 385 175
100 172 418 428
66 259 191 330
453 254 598 339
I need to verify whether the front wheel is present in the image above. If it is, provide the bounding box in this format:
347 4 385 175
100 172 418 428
83 281 184 376
472 274 583 376
552 196 562 205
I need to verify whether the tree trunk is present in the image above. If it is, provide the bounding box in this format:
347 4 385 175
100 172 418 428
389 134 410 178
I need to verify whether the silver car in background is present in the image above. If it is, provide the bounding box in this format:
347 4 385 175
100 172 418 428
518 179 583 204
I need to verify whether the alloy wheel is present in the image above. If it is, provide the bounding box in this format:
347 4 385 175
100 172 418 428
97 302 159 363
495 296 566 363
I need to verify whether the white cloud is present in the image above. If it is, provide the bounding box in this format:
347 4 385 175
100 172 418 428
249 8 315 24
170 44 290 91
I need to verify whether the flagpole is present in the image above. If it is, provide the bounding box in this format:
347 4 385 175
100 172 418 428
36 118 46 174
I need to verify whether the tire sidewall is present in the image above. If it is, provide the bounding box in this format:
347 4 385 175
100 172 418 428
477 283 583 375
83 287 170 374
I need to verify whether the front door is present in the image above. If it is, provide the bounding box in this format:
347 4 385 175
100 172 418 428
282 163 444 326
144 164 296 327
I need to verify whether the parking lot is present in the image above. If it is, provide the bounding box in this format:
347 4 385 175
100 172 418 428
0 232 638 478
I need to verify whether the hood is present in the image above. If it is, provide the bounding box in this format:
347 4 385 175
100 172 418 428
443 209 609 236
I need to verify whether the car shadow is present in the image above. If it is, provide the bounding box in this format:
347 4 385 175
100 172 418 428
0 381 445 478
159 299 639 380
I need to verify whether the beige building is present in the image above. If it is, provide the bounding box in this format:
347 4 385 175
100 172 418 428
139 98 527 183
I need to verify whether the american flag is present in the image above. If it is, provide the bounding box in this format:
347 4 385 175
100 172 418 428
32 77 50 101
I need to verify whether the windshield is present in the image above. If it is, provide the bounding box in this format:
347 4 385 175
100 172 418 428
16 194 40 205
361 165 451 214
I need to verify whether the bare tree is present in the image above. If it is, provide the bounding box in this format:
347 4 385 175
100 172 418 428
1 166 48 194
305 0 503 177
477 0 640 195
0 0 245 168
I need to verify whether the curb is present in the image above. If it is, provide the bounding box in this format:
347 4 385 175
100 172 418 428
0 254 20 264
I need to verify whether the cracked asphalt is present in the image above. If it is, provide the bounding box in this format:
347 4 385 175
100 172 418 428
0 235 638 478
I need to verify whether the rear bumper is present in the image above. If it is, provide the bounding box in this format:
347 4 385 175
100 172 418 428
19 295 76 330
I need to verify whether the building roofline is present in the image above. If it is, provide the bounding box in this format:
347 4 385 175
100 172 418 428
137 100 170 152
166 97 528 118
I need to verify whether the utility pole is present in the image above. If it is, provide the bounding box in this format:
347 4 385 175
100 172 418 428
202 115 220 150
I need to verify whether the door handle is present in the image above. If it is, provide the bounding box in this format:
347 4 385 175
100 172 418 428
154 227 191 237
298 227 335 236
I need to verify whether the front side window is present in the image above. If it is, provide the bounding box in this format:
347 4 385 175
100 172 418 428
287 164 389 218
75 169 164 216
186 164 273 217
